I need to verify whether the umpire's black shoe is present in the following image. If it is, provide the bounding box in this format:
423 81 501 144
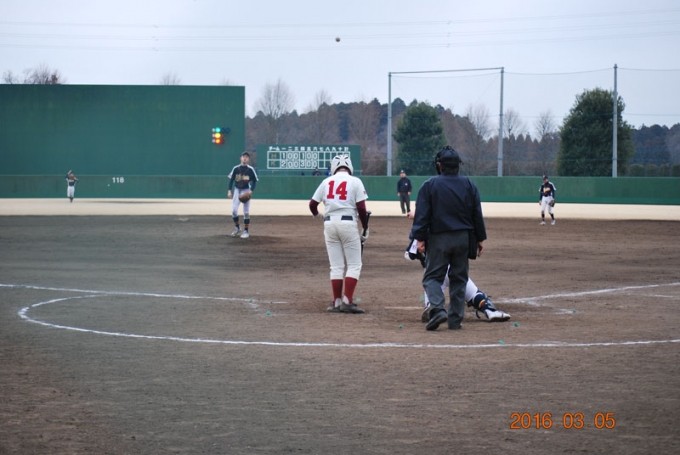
426 310 447 331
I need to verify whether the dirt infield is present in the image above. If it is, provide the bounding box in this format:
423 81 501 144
1 212 679 454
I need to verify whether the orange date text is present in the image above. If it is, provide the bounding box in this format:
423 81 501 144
510 412 616 429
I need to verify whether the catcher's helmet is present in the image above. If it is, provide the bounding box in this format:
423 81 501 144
330 154 354 175
434 146 462 174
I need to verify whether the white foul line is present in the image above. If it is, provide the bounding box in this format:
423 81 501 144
499 282 680 304
7 282 680 350
0 283 286 304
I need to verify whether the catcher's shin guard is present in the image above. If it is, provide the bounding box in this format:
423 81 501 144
469 291 510 321
468 291 487 310
470 291 494 315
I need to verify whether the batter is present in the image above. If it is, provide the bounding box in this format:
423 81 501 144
309 155 369 314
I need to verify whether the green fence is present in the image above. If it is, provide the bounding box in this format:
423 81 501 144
0 84 246 177
2 175 678 205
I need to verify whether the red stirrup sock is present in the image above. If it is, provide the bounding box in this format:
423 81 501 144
344 277 358 302
331 280 343 300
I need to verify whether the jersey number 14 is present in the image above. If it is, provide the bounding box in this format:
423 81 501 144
327 180 348 200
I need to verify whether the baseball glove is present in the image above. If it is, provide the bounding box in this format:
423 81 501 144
238 191 252 203
549 200 555 207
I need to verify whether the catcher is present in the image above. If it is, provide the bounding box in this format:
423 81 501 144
405 212 510 324
539 175 556 226
228 152 258 239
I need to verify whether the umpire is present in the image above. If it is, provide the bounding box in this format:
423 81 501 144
397 170 412 214
410 146 487 331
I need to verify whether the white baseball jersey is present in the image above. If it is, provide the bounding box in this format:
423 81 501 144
311 172 368 217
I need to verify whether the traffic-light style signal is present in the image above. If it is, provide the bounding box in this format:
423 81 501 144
212 127 224 145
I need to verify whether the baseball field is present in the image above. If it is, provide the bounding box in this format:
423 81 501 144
1 199 679 454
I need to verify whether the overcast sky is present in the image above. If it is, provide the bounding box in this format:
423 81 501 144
3 0 680 131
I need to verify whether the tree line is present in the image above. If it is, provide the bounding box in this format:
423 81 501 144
245 79 680 177
5 66 679 177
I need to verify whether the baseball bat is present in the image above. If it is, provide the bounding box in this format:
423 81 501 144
361 210 372 255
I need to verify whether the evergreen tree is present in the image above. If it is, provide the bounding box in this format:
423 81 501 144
392 102 446 175
557 88 634 176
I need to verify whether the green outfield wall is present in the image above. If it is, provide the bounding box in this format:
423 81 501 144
2 175 678 205
0 84 245 177
3 85 676 205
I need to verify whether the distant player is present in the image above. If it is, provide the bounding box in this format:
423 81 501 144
65 170 78 203
228 152 258 239
309 155 369 314
539 175 556 225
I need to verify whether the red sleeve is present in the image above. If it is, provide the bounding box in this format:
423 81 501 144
309 199 320 216
356 200 368 229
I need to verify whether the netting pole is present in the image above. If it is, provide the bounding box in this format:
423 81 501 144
387 72 393 176
612 64 618 178
498 67 505 177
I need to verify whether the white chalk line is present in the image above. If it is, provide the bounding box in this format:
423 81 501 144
0 283 287 304
8 282 680 350
497 282 680 305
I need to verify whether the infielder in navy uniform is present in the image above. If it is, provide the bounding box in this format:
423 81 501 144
309 155 369 314
411 146 487 331
228 152 258 239
539 175 556 225
65 170 79 203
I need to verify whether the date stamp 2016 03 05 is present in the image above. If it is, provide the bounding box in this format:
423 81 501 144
510 412 616 430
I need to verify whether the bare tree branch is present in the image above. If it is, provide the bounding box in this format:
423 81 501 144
459 103 495 175
160 72 181 85
254 78 295 144
531 110 559 175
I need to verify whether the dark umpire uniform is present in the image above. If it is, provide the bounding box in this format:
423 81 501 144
397 170 412 214
410 146 487 331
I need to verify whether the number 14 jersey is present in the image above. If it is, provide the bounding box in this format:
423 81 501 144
311 172 368 218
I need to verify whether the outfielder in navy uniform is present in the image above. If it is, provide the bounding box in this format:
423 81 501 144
411 146 487 331
65 170 79 203
309 155 369 314
228 152 258 239
396 170 412 214
539 175 556 225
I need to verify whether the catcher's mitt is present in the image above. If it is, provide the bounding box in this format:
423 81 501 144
238 191 252 203
549 200 555 207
